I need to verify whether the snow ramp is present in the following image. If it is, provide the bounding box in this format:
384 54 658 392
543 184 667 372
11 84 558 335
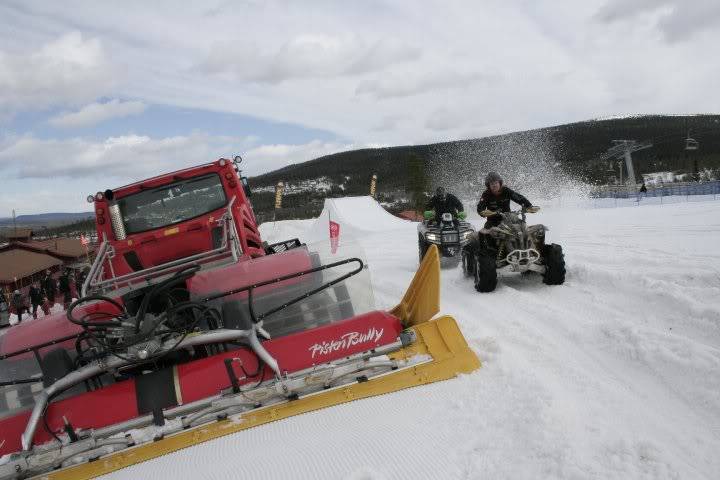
305 196 411 242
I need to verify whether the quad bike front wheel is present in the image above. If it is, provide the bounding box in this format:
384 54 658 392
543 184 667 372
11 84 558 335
461 248 475 278
418 235 429 263
474 252 498 292
542 243 566 285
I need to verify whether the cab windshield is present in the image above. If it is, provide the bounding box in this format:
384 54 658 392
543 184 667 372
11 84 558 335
120 174 227 235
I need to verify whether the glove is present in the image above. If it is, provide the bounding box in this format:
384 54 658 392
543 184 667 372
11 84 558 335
526 206 540 213
479 209 495 217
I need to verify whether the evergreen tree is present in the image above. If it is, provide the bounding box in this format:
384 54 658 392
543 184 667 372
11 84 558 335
407 153 429 212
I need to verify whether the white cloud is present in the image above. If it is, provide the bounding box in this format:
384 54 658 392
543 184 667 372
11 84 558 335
0 133 356 214
595 0 720 42
425 107 468 132
0 32 114 113
244 140 355 174
48 100 146 128
1 2 719 157
0 133 243 180
356 70 495 100
199 34 421 84
0 133 358 216
0 133 352 181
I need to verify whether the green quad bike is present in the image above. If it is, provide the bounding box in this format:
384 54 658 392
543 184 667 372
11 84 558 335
418 210 476 268
461 207 565 292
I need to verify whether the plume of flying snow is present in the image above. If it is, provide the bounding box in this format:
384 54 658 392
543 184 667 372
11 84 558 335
426 129 592 209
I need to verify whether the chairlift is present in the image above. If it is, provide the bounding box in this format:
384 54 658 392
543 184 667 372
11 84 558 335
685 136 699 151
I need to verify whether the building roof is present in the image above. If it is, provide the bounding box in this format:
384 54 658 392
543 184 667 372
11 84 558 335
9 238 93 260
0 249 62 284
5 229 33 240
29 238 93 259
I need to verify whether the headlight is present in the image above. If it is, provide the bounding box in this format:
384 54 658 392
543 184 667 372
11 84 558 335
425 233 440 243
460 231 473 241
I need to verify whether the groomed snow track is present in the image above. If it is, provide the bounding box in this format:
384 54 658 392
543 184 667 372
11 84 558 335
58 197 720 479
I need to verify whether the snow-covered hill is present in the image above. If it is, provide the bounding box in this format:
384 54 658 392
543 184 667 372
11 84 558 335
103 197 720 480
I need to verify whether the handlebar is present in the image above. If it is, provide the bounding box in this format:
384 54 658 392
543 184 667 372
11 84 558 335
479 206 540 217
424 210 467 220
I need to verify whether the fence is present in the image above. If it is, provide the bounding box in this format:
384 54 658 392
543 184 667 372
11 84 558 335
591 181 720 199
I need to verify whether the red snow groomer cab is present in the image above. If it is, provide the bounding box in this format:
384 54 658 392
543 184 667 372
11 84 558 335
0 158 479 479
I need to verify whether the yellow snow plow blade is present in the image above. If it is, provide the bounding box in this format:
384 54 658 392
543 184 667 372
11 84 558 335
390 242 441 327
44 245 480 480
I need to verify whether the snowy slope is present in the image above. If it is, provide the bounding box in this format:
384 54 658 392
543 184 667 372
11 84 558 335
103 198 720 480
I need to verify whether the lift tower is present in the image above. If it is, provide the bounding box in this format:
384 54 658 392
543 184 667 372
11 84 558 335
600 140 653 185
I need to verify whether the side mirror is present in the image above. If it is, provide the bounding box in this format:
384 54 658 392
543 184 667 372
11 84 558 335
457 211 467 220
241 177 252 197
424 210 434 220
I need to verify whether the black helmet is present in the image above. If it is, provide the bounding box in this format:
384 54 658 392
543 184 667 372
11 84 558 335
485 172 503 187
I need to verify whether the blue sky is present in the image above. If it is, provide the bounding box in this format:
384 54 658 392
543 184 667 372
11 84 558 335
1 102 347 216
1 0 718 214
8 103 340 144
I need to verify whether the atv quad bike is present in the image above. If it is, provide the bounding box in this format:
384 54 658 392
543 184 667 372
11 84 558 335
0 159 479 480
461 207 565 292
418 211 475 268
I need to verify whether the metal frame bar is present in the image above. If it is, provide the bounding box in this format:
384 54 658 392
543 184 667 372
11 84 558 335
17 256 365 452
82 197 242 297
203 257 364 322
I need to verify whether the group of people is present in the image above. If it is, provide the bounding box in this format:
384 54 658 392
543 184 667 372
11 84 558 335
425 171 535 228
6 268 86 324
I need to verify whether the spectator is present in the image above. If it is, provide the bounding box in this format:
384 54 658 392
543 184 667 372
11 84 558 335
58 269 72 310
41 294 52 316
11 290 27 323
29 281 43 319
42 270 57 307
68 270 78 299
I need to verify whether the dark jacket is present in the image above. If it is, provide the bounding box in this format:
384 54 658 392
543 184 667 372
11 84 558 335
477 186 532 214
477 187 533 227
425 193 464 216
58 274 70 294
29 286 43 305
12 293 25 310
42 275 56 298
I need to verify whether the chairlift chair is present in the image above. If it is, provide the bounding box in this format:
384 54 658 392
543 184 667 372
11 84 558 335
685 137 699 151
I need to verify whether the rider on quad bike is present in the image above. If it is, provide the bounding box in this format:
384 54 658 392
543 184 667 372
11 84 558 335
477 172 535 229
476 171 537 250
418 187 475 267
426 187 464 224
462 172 565 292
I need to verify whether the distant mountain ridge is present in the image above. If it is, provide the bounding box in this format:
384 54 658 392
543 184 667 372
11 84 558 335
6 115 719 224
251 114 720 189
247 114 720 221
0 212 94 226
